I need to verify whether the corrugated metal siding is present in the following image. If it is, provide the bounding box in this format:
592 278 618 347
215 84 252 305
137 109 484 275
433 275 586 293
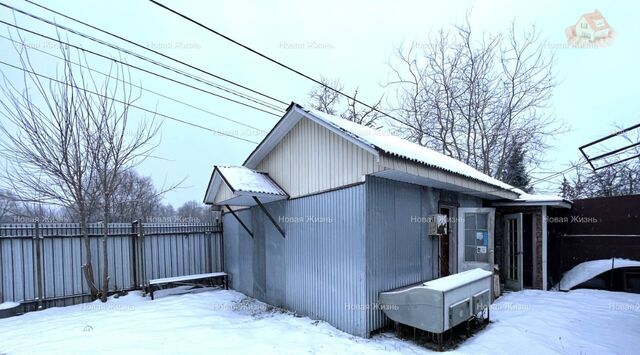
0 223 222 309
220 176 488 337
223 208 255 298
213 182 234 204
284 184 366 336
256 118 378 198
222 184 368 336
378 154 518 200
364 176 440 334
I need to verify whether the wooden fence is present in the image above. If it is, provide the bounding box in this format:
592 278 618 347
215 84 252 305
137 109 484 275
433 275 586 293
0 222 223 310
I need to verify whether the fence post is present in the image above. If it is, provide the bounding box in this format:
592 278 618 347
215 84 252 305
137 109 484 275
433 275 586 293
139 222 145 290
219 223 224 273
130 221 138 290
34 222 43 309
559 234 563 289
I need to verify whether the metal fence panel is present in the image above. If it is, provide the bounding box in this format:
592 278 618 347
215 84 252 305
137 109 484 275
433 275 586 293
0 222 222 310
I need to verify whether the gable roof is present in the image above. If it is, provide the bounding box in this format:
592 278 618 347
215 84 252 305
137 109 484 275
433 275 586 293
244 103 521 195
579 10 610 31
306 107 519 193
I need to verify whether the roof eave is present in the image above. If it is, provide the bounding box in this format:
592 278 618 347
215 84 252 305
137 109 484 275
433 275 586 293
492 200 573 209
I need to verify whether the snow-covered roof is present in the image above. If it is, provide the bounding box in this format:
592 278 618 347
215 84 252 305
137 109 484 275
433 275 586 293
515 193 570 203
241 103 568 203
493 192 572 208
305 107 517 192
216 166 286 196
203 165 287 206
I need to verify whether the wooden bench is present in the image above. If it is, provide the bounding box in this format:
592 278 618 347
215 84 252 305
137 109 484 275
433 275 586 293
147 272 228 300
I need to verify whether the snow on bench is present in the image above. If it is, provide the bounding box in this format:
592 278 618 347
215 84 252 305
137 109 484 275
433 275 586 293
148 272 228 300
149 272 228 285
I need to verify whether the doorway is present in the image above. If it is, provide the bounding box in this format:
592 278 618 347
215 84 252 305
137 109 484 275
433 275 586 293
504 213 523 290
439 207 451 277
457 208 495 272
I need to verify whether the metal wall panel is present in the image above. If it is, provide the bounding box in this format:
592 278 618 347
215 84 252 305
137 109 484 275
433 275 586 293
220 176 487 337
0 223 222 310
256 118 378 198
284 184 367 336
364 176 440 334
221 184 368 336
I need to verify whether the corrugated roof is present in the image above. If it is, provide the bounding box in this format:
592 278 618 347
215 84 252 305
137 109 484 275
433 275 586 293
304 108 519 193
217 166 287 196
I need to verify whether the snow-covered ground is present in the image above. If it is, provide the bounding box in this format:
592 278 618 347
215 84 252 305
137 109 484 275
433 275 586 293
0 287 639 355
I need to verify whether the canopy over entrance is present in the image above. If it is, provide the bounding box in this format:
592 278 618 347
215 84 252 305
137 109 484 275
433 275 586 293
203 165 288 207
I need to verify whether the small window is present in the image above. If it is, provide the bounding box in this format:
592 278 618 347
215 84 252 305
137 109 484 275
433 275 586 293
464 213 489 262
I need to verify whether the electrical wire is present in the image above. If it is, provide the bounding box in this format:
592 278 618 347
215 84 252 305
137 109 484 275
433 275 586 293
0 60 260 144
147 0 423 132
21 0 289 107
0 19 282 117
0 33 267 133
0 2 284 113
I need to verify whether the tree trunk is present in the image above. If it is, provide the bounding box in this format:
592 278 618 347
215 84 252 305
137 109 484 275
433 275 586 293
79 211 99 298
100 202 110 302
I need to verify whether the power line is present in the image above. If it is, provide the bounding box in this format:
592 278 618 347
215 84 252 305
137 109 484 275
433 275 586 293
1 2 284 114
0 19 282 117
21 0 289 107
147 0 422 132
0 33 267 133
0 60 260 144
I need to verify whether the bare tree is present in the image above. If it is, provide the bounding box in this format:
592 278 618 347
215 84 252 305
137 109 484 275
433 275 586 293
83 61 160 302
386 14 566 178
0 32 101 297
307 77 384 128
176 200 211 223
0 190 17 222
307 76 343 115
110 170 162 222
0 28 164 301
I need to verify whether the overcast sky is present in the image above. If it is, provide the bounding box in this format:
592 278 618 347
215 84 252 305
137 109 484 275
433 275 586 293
1 0 638 207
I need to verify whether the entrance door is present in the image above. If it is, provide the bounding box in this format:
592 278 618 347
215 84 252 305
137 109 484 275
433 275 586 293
439 207 451 277
504 213 524 290
457 208 495 272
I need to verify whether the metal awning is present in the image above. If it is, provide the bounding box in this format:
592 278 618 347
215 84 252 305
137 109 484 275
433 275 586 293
203 165 288 238
203 166 288 206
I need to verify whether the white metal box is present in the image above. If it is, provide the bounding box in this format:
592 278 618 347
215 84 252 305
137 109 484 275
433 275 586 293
379 268 492 333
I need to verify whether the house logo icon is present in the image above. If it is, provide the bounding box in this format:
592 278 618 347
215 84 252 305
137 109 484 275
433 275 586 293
566 10 615 48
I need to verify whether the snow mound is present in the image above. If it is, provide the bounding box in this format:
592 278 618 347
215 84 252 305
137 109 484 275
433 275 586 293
556 258 640 291
0 302 20 310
